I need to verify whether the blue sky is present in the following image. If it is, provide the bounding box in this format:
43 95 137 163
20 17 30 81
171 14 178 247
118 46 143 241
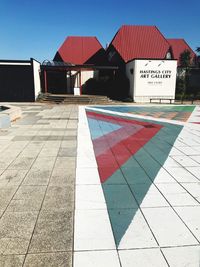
0 0 199 62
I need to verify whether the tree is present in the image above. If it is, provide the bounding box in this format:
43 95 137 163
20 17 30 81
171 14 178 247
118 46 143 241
196 47 200 53
196 47 200 67
178 50 192 98
179 49 192 67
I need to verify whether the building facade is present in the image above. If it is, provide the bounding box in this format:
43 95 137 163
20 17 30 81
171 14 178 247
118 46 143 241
106 25 182 102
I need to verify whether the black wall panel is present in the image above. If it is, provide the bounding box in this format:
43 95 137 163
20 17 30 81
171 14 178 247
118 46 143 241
0 64 35 102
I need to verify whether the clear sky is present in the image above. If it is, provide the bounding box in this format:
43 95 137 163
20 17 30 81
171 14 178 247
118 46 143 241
0 0 199 62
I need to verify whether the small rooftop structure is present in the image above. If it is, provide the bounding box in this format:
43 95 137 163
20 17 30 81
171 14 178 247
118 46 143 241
42 60 74 67
41 60 117 71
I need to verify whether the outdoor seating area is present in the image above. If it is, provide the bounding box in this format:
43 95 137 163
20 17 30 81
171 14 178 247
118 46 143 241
150 98 175 104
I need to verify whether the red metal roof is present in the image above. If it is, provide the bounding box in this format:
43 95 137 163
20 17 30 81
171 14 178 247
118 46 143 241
110 25 170 62
167 39 196 66
57 36 103 64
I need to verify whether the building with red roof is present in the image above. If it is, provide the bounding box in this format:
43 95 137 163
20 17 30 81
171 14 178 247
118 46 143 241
106 25 178 102
47 25 196 101
107 25 172 64
54 36 107 65
41 36 114 95
167 39 196 66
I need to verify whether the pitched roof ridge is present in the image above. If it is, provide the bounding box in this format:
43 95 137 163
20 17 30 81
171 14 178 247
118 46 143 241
120 24 157 28
63 36 102 47
67 35 97 38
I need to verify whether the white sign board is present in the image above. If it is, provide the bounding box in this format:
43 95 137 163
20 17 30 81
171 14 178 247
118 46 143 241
126 59 177 102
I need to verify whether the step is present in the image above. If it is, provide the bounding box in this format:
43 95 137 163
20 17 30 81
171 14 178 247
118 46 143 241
37 93 113 105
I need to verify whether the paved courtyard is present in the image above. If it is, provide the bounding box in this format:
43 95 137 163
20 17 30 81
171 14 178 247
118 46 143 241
0 103 200 266
0 104 78 266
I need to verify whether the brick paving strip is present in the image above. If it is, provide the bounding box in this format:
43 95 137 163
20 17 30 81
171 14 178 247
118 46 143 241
0 103 78 267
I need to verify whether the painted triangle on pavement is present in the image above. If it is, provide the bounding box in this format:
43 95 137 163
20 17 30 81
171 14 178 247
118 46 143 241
87 110 162 183
86 108 183 248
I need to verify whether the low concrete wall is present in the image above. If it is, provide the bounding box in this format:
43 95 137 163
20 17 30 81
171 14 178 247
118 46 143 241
0 113 10 128
0 105 21 128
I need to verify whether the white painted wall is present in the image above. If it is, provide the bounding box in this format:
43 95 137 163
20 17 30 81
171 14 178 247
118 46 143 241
0 62 31 65
71 70 94 88
32 59 41 99
71 70 96 95
81 70 94 85
126 59 177 102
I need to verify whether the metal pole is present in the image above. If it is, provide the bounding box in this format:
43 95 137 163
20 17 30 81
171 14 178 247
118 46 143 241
44 70 48 93
69 71 70 93
79 70 82 95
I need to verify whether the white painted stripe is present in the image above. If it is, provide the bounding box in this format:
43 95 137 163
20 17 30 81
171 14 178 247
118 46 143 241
87 106 200 129
0 62 31 65
74 106 119 264
187 105 200 123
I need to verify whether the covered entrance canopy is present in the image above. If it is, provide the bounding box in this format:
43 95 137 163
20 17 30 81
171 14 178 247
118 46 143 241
41 60 118 95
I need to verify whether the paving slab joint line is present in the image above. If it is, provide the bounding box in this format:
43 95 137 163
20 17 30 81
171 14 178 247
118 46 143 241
132 155 200 245
0 140 46 220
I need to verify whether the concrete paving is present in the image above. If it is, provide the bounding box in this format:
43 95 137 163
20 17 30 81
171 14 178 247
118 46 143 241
0 103 200 266
0 103 77 267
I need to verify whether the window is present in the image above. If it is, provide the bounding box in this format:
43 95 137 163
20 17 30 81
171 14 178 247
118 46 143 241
166 52 172 59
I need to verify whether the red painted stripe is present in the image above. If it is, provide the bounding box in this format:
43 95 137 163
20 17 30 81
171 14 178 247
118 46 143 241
93 125 143 157
87 111 160 128
94 126 162 183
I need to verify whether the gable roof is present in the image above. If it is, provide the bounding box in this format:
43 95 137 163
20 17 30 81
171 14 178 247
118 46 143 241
167 39 196 65
56 36 103 64
109 25 170 62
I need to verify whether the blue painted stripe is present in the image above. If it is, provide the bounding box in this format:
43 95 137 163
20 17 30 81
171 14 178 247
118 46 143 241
87 118 121 140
